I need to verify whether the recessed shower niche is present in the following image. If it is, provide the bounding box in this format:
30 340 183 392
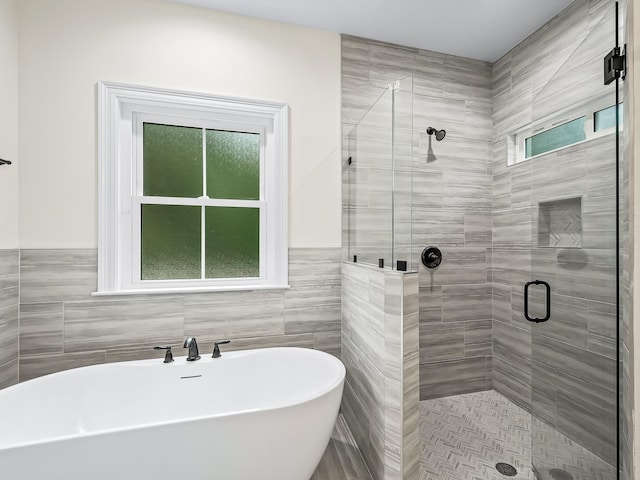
537 197 582 248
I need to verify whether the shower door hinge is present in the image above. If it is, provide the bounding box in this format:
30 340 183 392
389 80 400 91
604 45 626 85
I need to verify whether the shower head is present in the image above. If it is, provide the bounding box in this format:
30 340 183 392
426 127 446 141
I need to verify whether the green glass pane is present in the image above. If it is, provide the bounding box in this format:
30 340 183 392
141 204 201 280
205 207 259 278
594 103 622 132
143 123 202 198
525 117 586 158
206 130 259 200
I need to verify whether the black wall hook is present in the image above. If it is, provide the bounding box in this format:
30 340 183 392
0 158 12 166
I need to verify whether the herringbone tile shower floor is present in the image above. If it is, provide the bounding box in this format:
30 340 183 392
420 390 615 480
315 390 615 480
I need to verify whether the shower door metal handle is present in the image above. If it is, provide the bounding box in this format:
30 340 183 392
524 280 551 323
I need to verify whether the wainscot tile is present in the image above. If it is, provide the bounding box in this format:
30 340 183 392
0 304 19 367
184 290 284 341
0 249 19 289
285 304 341 335
313 331 342 358
0 359 18 389
19 303 64 355
64 296 184 353
288 248 342 287
284 285 341 309
20 249 97 304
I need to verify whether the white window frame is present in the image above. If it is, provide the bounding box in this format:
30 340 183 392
508 96 621 166
96 82 289 295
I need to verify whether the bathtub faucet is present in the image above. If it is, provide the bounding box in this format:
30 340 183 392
153 345 174 363
212 340 231 358
183 337 201 361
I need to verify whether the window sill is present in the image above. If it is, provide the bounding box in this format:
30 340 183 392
92 284 291 297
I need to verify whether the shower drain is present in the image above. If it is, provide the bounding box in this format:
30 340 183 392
495 463 518 477
549 468 574 480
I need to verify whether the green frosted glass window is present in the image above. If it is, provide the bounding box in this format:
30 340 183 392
143 123 202 198
205 207 259 278
141 204 201 280
525 117 586 158
206 130 260 200
594 104 622 132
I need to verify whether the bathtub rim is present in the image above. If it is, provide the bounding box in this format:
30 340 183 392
0 347 345 451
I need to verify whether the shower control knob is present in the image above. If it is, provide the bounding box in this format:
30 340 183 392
421 247 442 269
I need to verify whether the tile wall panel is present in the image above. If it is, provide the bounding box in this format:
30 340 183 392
11 247 342 382
18 303 64 356
341 262 419 480
0 250 19 387
420 357 490 400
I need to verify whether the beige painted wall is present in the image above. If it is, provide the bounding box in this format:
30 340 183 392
16 0 341 248
0 0 19 249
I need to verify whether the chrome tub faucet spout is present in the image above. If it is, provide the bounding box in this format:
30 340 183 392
183 337 200 361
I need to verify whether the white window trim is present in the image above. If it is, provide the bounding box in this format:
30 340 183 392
96 81 289 295
508 95 620 166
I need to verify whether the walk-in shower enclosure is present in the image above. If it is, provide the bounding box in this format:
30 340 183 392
341 0 627 479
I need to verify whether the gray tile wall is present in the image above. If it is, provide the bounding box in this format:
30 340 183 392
491 0 620 466
341 35 494 401
0 250 19 389
341 262 419 480
11 247 341 382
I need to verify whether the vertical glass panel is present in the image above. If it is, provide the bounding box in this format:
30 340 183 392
206 130 260 200
347 87 393 267
525 117 586 158
141 204 201 280
143 123 202 198
392 75 414 270
205 207 259 278
529 4 618 479
594 103 622 132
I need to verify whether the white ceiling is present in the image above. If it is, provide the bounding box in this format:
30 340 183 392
171 0 574 62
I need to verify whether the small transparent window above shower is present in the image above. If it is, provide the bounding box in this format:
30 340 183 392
508 102 622 166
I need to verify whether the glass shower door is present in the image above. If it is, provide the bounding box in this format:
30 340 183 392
528 3 620 479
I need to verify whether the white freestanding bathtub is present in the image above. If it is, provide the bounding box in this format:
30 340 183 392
0 347 345 480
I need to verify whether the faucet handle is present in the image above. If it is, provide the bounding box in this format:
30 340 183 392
153 345 174 363
212 340 231 358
